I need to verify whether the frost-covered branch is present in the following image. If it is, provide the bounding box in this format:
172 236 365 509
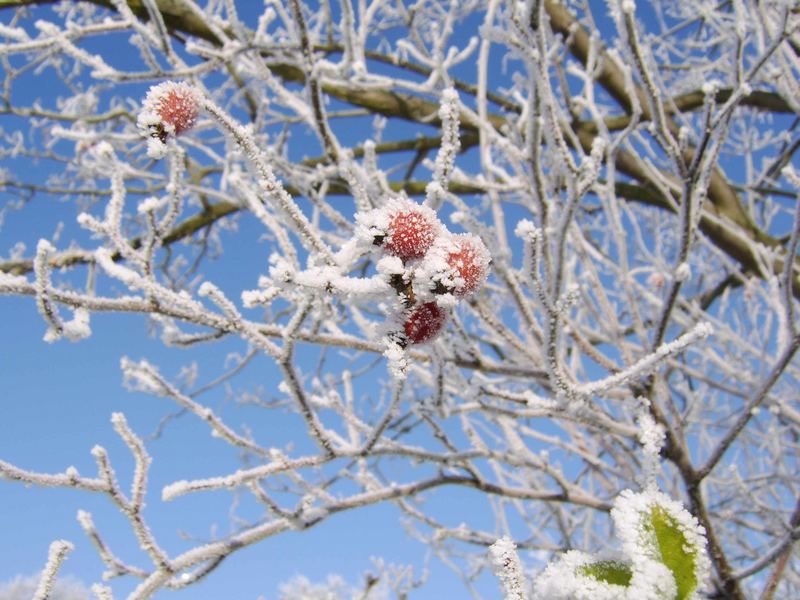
32 540 74 600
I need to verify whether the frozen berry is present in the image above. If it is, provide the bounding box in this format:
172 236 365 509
380 199 441 261
384 211 436 259
139 81 199 145
445 234 490 297
354 197 442 261
403 302 447 344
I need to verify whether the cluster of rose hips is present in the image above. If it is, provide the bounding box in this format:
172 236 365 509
136 82 491 347
356 197 490 346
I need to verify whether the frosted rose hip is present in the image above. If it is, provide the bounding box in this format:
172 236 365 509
445 233 490 297
384 212 435 259
403 302 447 344
354 197 442 261
138 81 199 145
381 200 440 261
152 82 198 135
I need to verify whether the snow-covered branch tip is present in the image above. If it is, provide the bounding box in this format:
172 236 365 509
489 536 526 600
576 322 713 397
32 540 74 600
425 87 461 210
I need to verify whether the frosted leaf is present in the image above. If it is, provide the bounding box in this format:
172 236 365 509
534 550 674 600
612 489 710 600
534 551 632 600
628 556 677 600
579 559 633 587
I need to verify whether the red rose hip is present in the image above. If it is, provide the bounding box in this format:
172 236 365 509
381 199 440 261
139 81 200 143
446 233 490 297
403 302 447 344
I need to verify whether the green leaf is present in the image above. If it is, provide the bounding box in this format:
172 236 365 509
578 560 633 587
649 506 697 600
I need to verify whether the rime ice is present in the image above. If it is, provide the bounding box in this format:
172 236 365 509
489 536 526 600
